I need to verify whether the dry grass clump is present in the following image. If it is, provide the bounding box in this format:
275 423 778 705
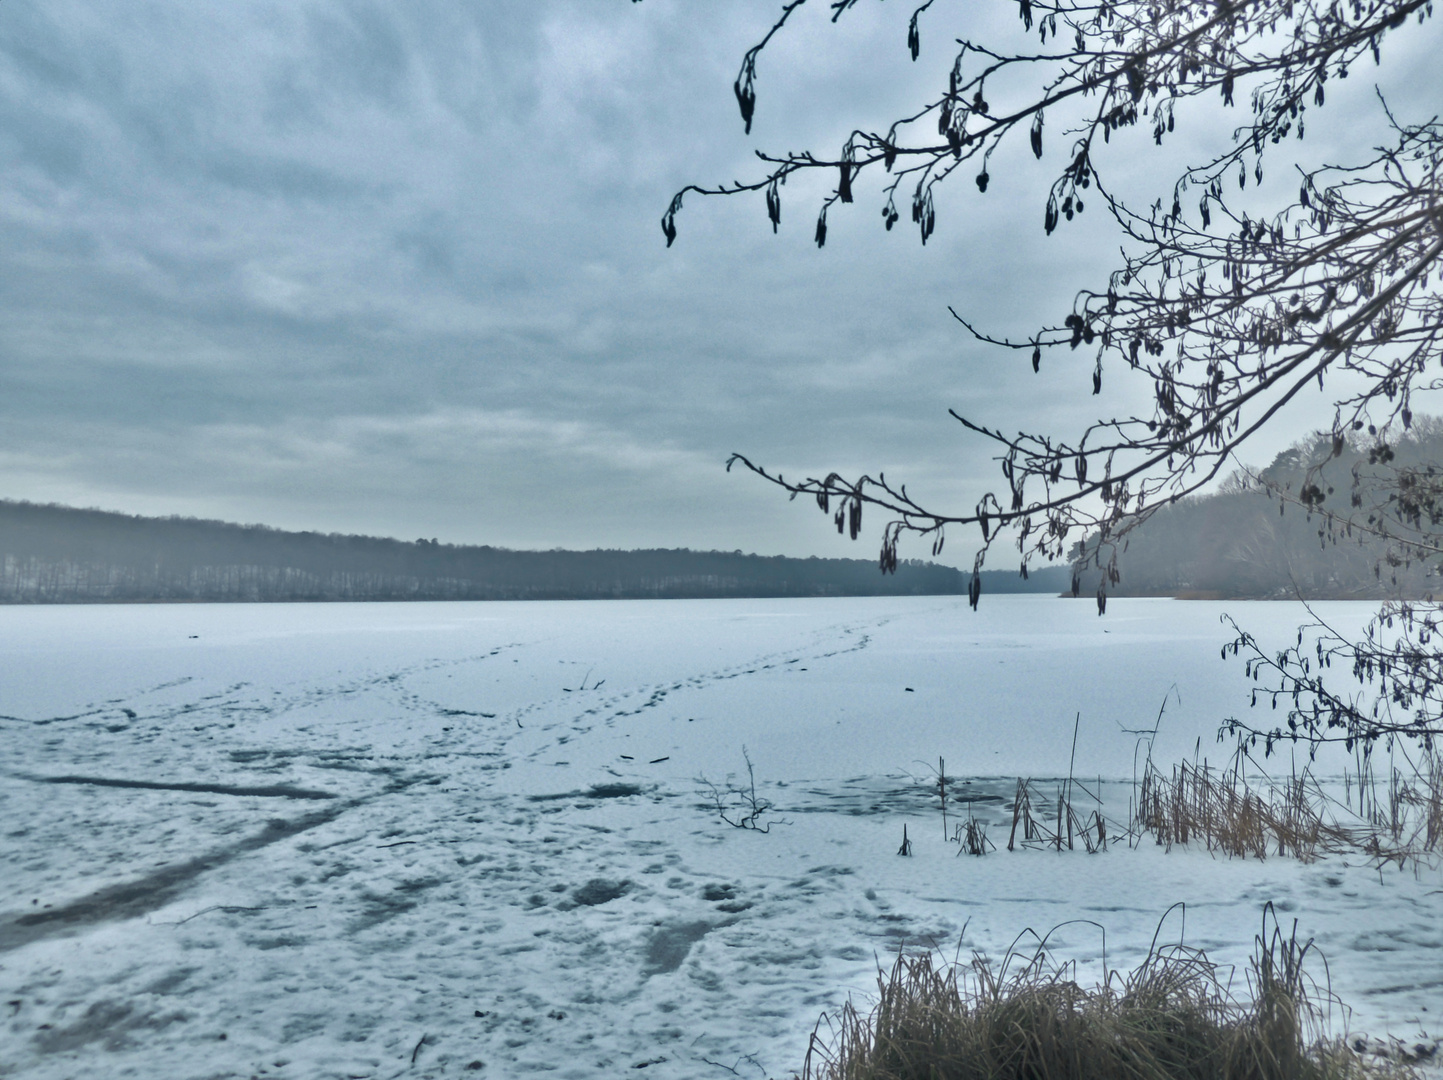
1357 753 1443 865
938 751 1441 868
1135 759 1346 861
1134 753 1443 867
800 914 1405 1080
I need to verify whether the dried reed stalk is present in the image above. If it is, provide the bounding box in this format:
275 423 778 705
1134 753 1443 868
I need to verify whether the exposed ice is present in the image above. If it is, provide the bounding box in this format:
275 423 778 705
0 596 1437 1078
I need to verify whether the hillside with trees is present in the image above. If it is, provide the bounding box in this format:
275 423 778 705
1074 424 1443 600
0 501 1061 603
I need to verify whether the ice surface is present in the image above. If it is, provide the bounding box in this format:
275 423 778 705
0 596 1437 1079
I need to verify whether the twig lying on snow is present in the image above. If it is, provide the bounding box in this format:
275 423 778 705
161 905 264 926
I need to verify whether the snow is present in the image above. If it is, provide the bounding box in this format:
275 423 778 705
0 596 1438 1079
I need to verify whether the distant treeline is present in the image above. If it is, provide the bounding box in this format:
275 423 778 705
0 500 1067 603
1075 423 1443 600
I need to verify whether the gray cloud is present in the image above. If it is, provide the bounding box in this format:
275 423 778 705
0 0 1439 561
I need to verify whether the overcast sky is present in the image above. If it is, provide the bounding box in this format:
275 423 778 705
1 1 1439 561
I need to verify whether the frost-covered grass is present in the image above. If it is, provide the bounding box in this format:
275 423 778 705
0 597 1438 1079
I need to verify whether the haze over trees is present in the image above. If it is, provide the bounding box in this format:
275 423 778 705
0 501 1036 603
663 0 1443 754
1075 422 1443 599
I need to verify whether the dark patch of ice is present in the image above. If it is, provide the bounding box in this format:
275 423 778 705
783 775 1009 818
280 1013 330 1042
572 879 631 907
643 921 713 974
531 782 646 802
587 782 644 798
33 1000 187 1054
20 773 336 800
350 892 419 932
246 935 309 950
141 968 197 996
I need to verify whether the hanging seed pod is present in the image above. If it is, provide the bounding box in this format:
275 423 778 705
734 88 755 132
880 534 899 574
661 192 683 247
919 190 936 244
1030 112 1043 158
1125 62 1144 101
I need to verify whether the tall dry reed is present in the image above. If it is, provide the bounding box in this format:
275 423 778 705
1133 752 1443 868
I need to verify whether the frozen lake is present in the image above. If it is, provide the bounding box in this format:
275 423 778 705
0 596 1438 1078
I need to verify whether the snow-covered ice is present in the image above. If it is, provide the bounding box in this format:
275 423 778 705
0 596 1438 1079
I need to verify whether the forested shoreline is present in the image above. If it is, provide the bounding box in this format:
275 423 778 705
0 500 1064 603
12 429 1439 606
1075 426 1443 601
